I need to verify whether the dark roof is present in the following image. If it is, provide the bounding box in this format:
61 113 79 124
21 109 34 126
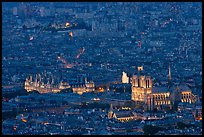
70 84 86 87
178 84 191 91
152 87 169 93
133 109 143 114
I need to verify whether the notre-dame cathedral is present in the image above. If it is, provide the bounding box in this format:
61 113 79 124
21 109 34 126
131 66 196 111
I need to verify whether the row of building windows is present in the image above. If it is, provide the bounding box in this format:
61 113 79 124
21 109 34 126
153 94 170 100
182 93 191 99
132 78 151 88
118 117 134 122
155 100 171 105
181 99 192 103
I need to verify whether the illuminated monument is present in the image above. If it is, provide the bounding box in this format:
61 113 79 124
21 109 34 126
72 78 95 95
122 71 129 83
24 74 70 93
131 66 196 110
25 73 95 94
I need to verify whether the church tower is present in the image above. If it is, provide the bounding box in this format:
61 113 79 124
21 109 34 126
122 71 129 83
168 64 171 82
108 104 114 119
131 66 152 105
168 64 172 90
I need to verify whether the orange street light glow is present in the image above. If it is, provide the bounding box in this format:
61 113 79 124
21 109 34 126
69 32 73 37
66 22 70 27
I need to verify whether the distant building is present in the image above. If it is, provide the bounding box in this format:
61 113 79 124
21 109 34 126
131 66 196 111
112 111 135 122
72 81 95 95
25 74 95 95
24 74 70 93
108 104 145 122
108 104 114 119
122 71 129 83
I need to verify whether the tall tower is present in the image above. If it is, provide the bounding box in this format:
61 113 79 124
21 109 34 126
108 104 114 119
51 75 54 85
122 71 129 83
24 77 30 91
168 64 172 90
131 67 152 103
138 66 143 72
168 64 171 81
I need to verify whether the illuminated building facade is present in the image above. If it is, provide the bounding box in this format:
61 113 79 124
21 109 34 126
108 104 114 119
24 74 70 94
108 104 145 122
25 74 95 94
122 71 129 83
72 81 95 95
85 78 95 92
131 66 196 110
72 77 95 95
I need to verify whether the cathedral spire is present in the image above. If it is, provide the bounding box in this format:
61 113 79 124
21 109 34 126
85 77 88 83
168 64 172 90
108 104 114 119
168 64 171 81
109 104 113 112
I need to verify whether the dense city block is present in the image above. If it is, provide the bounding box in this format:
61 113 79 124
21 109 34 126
2 2 202 135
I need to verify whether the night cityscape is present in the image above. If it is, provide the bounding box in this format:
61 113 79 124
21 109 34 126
2 2 202 135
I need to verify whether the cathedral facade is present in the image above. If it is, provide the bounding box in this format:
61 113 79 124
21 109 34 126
131 66 196 111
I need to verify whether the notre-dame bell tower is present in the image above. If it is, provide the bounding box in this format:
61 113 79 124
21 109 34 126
131 66 153 110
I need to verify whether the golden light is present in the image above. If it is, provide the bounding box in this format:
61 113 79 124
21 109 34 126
65 64 74 68
69 32 73 37
66 22 70 27
196 116 202 120
98 87 104 92
93 98 100 101
138 66 143 71
198 117 202 120
22 119 27 122
181 91 191 94
43 122 49 125
122 107 131 110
